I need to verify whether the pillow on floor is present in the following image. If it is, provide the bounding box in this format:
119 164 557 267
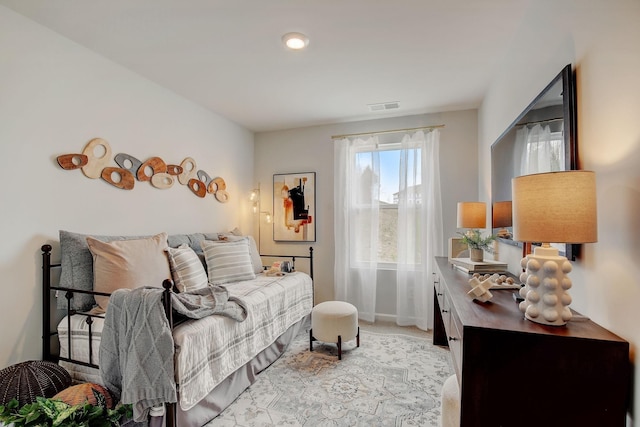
201 238 256 285
87 232 171 311
166 244 209 293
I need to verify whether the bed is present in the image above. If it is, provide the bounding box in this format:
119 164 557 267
42 230 314 426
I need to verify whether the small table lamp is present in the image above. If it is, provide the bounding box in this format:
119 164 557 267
492 201 512 238
512 171 597 326
457 202 486 230
457 202 487 261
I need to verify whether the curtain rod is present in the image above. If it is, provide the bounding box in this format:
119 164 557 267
517 117 563 128
331 124 444 140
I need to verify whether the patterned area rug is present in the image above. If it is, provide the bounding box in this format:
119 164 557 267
210 329 454 426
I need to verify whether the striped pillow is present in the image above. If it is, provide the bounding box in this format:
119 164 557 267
201 238 256 285
166 244 209 293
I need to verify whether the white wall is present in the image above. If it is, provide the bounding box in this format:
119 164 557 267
0 6 254 368
479 1 640 424
255 110 478 317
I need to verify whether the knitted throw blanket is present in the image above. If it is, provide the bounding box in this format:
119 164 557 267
100 286 247 422
100 287 176 423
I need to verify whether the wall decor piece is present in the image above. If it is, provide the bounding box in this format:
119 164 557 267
150 172 174 189
137 157 167 181
187 179 206 197
166 164 183 175
57 138 230 202
273 172 315 242
208 177 229 203
114 153 143 175
197 170 213 187
57 154 88 170
101 167 135 190
178 157 197 185
81 138 112 179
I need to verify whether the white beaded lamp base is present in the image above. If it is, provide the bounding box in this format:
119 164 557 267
518 246 573 326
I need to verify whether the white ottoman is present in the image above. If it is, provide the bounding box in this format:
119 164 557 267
440 374 460 427
310 301 359 360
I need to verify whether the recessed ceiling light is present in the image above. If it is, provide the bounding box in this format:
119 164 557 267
282 32 309 50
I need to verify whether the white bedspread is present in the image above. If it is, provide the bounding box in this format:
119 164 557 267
173 272 312 410
57 272 313 410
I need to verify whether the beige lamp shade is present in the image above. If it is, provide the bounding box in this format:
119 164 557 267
456 202 486 228
492 201 512 228
512 171 597 244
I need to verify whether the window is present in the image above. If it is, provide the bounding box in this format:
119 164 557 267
351 144 422 265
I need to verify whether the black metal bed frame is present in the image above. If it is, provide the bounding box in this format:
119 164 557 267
41 243 313 426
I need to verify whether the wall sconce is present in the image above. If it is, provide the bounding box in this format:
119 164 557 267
249 187 272 221
250 185 273 251
492 201 512 239
512 171 597 326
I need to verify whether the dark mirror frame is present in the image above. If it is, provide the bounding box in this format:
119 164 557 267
490 64 578 260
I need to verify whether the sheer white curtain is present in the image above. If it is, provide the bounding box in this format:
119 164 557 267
520 124 565 175
334 130 442 329
334 135 380 322
396 130 442 329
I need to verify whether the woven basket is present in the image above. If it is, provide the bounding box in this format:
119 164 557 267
0 360 71 406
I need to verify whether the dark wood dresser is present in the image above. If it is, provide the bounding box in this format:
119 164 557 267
433 256 630 427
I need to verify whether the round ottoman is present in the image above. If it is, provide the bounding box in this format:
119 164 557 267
310 301 359 360
440 374 460 427
0 360 71 406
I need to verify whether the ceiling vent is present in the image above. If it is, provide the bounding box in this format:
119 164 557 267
367 101 400 112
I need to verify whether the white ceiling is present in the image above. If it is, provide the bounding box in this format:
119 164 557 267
0 0 532 132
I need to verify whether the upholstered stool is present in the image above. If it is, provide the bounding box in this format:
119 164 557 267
440 374 460 427
309 301 359 360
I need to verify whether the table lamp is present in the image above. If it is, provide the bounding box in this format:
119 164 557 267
457 202 487 261
457 202 486 230
492 201 512 238
512 171 597 326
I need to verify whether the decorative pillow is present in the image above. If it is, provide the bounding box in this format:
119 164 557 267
166 244 209 293
59 230 149 311
87 232 171 311
201 238 256 285
218 233 263 274
53 382 114 409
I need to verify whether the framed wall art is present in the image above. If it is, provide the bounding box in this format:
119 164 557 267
273 172 315 242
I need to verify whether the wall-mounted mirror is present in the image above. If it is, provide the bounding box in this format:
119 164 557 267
491 64 578 259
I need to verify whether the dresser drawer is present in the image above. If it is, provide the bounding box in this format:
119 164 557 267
448 307 463 380
434 273 445 308
440 292 452 331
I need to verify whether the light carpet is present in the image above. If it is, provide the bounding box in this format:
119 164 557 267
208 328 454 426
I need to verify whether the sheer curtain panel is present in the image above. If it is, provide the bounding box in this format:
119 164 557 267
334 136 380 322
396 130 442 329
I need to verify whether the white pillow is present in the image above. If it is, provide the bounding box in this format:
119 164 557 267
217 233 263 274
86 232 171 312
201 238 256 285
166 244 209 293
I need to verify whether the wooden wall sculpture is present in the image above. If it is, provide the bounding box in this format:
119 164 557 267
57 138 229 203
